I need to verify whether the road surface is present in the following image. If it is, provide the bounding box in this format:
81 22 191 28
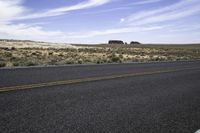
0 61 200 133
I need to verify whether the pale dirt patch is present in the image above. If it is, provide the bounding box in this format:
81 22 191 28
0 40 75 49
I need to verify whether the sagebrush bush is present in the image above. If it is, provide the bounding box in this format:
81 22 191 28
109 54 121 63
26 61 37 66
13 62 20 66
1 43 200 67
4 52 12 57
0 62 6 67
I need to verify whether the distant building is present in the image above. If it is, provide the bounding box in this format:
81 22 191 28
130 41 141 45
108 40 124 44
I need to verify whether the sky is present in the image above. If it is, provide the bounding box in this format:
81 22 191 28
0 0 200 44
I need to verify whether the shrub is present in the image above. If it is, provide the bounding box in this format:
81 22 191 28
26 61 37 66
96 60 101 64
11 47 16 50
65 61 73 64
65 59 75 64
4 52 12 57
0 62 6 67
77 59 83 64
49 59 58 65
2 47 9 51
48 51 54 55
109 54 121 63
31 52 37 55
58 53 64 57
119 54 123 59
13 62 20 66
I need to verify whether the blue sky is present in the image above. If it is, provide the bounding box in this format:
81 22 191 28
0 0 200 44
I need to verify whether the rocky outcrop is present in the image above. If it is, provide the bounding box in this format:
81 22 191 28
130 41 141 45
108 40 124 44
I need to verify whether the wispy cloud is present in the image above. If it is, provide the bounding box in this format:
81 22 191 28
76 6 131 15
0 0 200 43
18 0 112 20
0 0 26 22
0 0 113 21
66 0 200 41
125 0 200 25
0 23 64 40
0 0 113 42
66 26 162 38
130 0 162 5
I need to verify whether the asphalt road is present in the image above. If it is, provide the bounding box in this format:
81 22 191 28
0 61 200 133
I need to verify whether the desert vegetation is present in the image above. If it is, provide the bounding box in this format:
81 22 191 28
0 39 200 67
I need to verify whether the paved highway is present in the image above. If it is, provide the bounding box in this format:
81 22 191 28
0 61 200 132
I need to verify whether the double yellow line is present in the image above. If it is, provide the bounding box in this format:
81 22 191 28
0 67 199 93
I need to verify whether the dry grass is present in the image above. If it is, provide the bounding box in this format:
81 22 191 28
0 39 200 67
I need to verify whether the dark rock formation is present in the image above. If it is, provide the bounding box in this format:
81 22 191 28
130 41 141 45
108 40 124 44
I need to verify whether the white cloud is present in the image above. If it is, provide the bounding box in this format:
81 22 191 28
18 0 112 20
130 0 162 5
0 0 200 43
64 0 200 42
0 0 113 21
65 26 162 38
0 24 62 37
0 23 65 42
77 7 131 15
126 0 200 25
0 0 64 41
0 0 26 22
0 0 113 42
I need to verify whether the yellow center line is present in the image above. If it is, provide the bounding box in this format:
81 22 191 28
0 67 199 93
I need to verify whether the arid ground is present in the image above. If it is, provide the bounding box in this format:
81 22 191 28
0 39 200 67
